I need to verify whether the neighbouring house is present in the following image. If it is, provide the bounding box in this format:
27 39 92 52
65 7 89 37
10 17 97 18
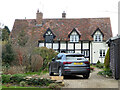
11 10 112 64
107 35 120 80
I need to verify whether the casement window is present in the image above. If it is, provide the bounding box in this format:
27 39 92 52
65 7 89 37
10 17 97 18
94 34 103 42
100 50 105 57
43 28 56 43
83 50 89 57
70 31 79 42
92 28 104 42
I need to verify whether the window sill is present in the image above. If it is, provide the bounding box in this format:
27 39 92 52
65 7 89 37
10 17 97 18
99 57 105 58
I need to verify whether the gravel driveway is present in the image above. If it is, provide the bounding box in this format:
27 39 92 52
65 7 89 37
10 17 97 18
63 68 118 88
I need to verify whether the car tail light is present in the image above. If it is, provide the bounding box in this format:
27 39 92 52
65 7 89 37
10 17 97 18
63 62 72 64
84 61 90 64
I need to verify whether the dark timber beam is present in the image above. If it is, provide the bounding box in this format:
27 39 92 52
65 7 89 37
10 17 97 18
89 41 91 60
58 41 60 52
81 41 83 54
66 41 68 53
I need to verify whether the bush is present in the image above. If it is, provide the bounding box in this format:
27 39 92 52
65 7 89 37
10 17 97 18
104 48 110 69
97 60 100 64
26 78 52 86
31 54 43 72
2 74 53 86
2 41 16 66
3 66 26 74
98 68 112 77
33 47 58 70
10 74 26 83
2 74 11 83
96 63 104 69
20 81 26 87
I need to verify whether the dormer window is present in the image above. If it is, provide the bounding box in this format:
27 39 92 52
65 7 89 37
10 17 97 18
92 28 104 42
70 31 79 42
43 28 56 43
94 34 103 42
68 28 81 42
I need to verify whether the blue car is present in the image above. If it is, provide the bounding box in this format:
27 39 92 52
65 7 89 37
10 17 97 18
49 53 90 79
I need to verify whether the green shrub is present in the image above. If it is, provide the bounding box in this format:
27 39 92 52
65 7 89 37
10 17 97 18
2 41 16 66
33 47 58 70
20 81 26 87
2 74 11 83
26 78 52 86
96 63 104 69
104 48 110 69
97 60 100 64
98 68 112 77
10 74 26 83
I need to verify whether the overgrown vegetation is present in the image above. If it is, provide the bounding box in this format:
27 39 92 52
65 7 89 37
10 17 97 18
98 68 112 77
2 74 53 87
96 60 104 69
98 48 112 78
2 41 16 66
33 47 58 71
1 26 10 41
104 48 110 69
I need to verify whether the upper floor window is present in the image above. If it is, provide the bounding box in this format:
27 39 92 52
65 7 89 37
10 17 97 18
94 34 103 42
92 28 104 42
69 28 80 42
70 31 79 42
43 28 56 43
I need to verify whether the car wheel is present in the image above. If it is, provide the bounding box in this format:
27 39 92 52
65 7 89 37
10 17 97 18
49 66 54 76
83 73 90 79
58 67 63 76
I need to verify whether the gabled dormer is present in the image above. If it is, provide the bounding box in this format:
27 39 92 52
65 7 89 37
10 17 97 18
68 28 81 42
43 28 56 43
91 28 104 42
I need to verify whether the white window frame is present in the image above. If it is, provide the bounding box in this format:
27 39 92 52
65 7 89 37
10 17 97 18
94 34 103 42
70 31 79 42
99 49 105 58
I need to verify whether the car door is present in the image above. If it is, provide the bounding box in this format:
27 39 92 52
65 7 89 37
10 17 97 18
52 55 62 73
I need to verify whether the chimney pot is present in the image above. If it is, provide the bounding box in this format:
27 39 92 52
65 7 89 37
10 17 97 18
62 11 66 18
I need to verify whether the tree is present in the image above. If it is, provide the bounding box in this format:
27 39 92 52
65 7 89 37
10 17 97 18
2 41 15 65
104 48 110 69
2 26 10 41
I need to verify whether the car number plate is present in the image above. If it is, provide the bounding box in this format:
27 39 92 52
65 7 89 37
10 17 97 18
74 63 83 65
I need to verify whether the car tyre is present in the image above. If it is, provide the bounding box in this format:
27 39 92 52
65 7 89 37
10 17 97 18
49 65 54 76
59 67 63 76
83 73 90 79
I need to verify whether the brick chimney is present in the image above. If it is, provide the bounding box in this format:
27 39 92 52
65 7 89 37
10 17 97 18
62 11 66 18
36 9 43 26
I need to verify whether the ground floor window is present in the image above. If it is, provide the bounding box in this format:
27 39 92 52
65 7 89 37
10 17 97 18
99 49 105 57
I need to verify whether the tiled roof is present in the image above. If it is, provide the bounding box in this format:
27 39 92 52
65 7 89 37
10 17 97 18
11 18 112 41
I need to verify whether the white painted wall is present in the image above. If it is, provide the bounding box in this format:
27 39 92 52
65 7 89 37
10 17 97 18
91 41 109 63
68 43 74 49
46 43 52 49
75 43 81 49
83 43 88 49
53 43 59 49
39 43 44 47
60 43 66 49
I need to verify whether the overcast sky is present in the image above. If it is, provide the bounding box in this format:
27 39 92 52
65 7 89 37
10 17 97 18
0 0 119 36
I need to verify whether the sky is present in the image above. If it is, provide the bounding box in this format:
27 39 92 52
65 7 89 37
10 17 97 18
0 0 119 36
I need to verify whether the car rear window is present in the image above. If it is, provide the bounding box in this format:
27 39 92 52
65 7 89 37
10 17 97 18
66 55 85 60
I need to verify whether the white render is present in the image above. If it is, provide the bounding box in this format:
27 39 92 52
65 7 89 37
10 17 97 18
90 41 109 63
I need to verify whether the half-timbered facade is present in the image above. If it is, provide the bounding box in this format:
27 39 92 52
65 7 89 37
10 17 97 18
11 10 112 64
